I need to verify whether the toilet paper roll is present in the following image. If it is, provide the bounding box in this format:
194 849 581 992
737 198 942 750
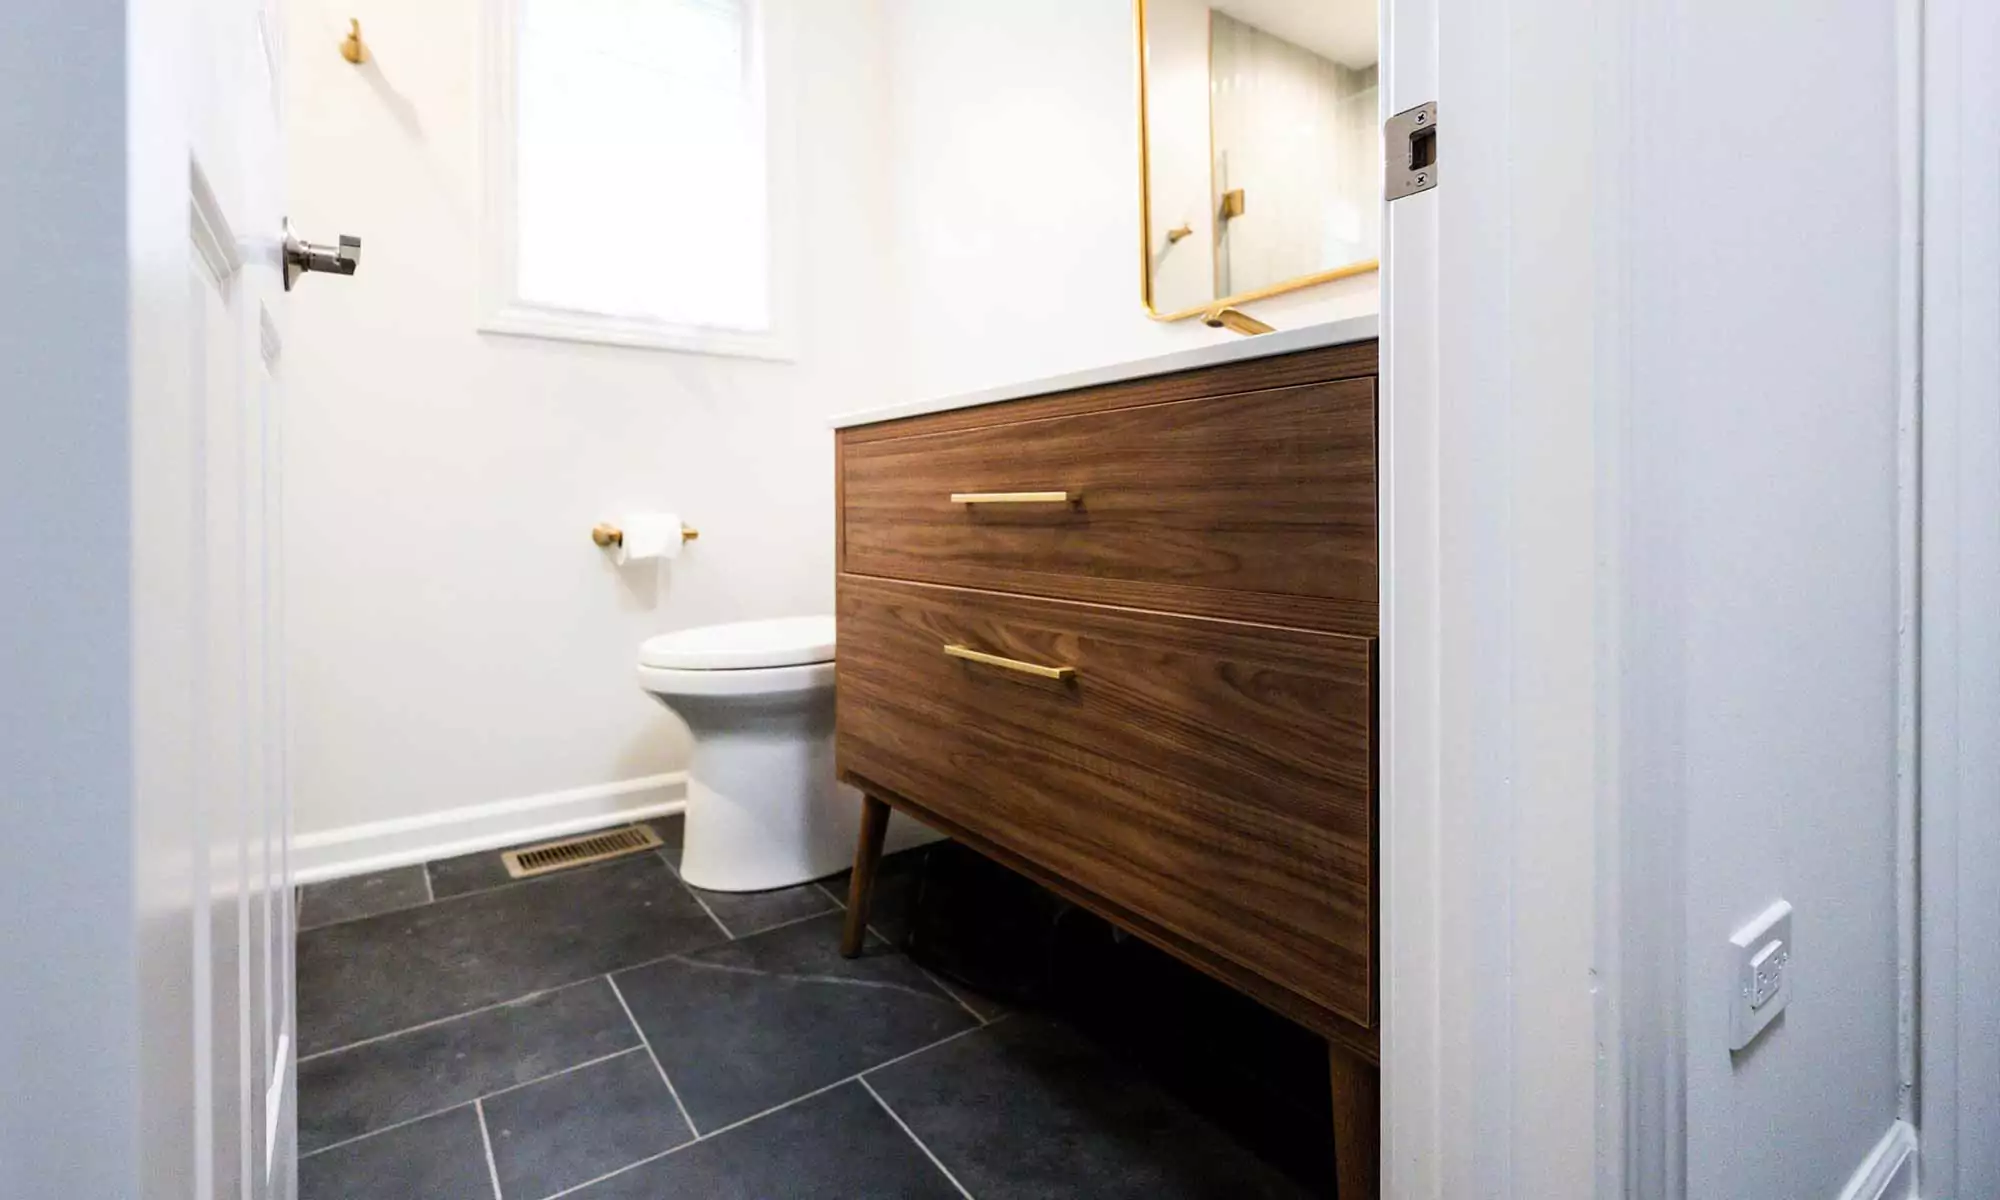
613 512 685 566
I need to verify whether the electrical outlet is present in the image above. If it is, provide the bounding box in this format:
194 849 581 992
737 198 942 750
1749 939 1789 1009
1730 900 1794 1051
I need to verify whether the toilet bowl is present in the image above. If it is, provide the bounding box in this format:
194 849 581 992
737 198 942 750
636 615 860 892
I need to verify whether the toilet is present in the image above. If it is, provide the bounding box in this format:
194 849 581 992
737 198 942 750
636 615 862 892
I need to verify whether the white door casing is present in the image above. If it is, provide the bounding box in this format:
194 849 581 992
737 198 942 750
1918 0 2000 1192
1380 0 1609 1189
1375 0 1444 1193
1 1 149 1193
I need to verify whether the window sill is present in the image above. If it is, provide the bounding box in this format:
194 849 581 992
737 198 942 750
478 301 795 362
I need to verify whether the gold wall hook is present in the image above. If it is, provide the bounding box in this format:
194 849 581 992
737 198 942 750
591 522 698 548
1202 306 1274 337
1165 224 1193 244
340 18 368 64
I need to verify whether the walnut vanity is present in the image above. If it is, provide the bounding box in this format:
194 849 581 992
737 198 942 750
831 318 1381 1199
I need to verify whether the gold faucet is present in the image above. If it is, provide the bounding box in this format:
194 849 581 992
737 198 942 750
1202 306 1274 337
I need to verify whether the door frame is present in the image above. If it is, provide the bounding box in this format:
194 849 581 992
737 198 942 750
1379 0 1995 1193
1377 0 1607 1193
1917 0 2000 1191
0 0 159 1193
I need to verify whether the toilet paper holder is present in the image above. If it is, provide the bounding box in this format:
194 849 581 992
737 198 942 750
592 522 699 548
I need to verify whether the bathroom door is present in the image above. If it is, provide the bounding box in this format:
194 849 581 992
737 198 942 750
174 0 302 1193
2 0 326 1193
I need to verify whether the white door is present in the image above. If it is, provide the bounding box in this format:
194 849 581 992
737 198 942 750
1 0 353 1187
184 0 297 1194
133 0 347 1195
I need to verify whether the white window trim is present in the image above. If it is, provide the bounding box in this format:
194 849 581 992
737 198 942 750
476 0 798 360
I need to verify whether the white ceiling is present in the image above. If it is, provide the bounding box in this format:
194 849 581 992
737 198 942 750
1213 0 1378 70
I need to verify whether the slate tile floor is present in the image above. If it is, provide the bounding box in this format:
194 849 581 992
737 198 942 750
298 816 1327 1199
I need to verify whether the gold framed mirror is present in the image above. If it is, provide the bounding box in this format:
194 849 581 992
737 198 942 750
1136 0 1380 321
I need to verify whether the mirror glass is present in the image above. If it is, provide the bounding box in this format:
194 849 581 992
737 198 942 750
1138 0 1380 318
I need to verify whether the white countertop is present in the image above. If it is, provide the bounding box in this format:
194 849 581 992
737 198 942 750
829 314 1379 429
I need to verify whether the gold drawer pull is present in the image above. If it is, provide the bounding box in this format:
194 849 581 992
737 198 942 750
949 490 1079 505
943 643 1076 681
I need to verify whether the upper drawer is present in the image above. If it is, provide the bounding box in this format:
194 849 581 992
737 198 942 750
838 378 1377 636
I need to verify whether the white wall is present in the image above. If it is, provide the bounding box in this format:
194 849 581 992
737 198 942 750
284 0 897 852
883 0 1376 402
1618 0 1909 1193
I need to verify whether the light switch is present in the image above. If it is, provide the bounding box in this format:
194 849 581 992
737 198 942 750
1730 900 1793 1051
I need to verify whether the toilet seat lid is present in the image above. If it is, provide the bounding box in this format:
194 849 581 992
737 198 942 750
638 615 835 671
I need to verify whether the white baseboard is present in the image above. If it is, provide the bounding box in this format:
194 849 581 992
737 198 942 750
1839 1120 1919 1200
293 773 688 885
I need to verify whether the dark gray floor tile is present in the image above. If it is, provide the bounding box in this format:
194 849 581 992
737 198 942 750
659 844 839 939
298 977 639 1153
426 816 685 901
611 912 977 1131
911 966 1009 1024
482 1048 694 1199
299 1105 494 1200
693 882 837 939
300 866 431 931
298 855 724 1056
865 1015 1317 1200
823 845 931 948
566 1083 960 1200
676 878 835 943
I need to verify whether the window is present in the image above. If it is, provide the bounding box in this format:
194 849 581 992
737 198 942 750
481 0 789 357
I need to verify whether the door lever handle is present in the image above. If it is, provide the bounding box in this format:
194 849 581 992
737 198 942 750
283 219 361 291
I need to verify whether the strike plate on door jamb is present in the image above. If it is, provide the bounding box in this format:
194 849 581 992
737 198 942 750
1386 101 1439 200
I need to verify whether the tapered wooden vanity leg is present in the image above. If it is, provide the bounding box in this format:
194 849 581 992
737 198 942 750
1328 1045 1380 1200
840 794 892 958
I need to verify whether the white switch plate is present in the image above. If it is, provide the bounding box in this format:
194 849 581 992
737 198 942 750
1729 900 1793 1051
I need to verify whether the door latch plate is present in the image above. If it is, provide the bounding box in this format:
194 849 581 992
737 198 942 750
1386 101 1438 201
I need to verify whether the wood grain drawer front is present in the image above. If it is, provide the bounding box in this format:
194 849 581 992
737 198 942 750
836 576 1375 1027
839 378 1377 637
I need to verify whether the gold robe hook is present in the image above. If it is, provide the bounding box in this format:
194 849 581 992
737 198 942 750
340 18 368 65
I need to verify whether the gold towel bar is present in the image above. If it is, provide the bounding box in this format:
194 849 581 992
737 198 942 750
943 644 1076 682
948 491 1080 505
592 522 699 548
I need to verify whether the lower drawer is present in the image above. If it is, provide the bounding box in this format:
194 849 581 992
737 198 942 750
835 575 1375 1028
